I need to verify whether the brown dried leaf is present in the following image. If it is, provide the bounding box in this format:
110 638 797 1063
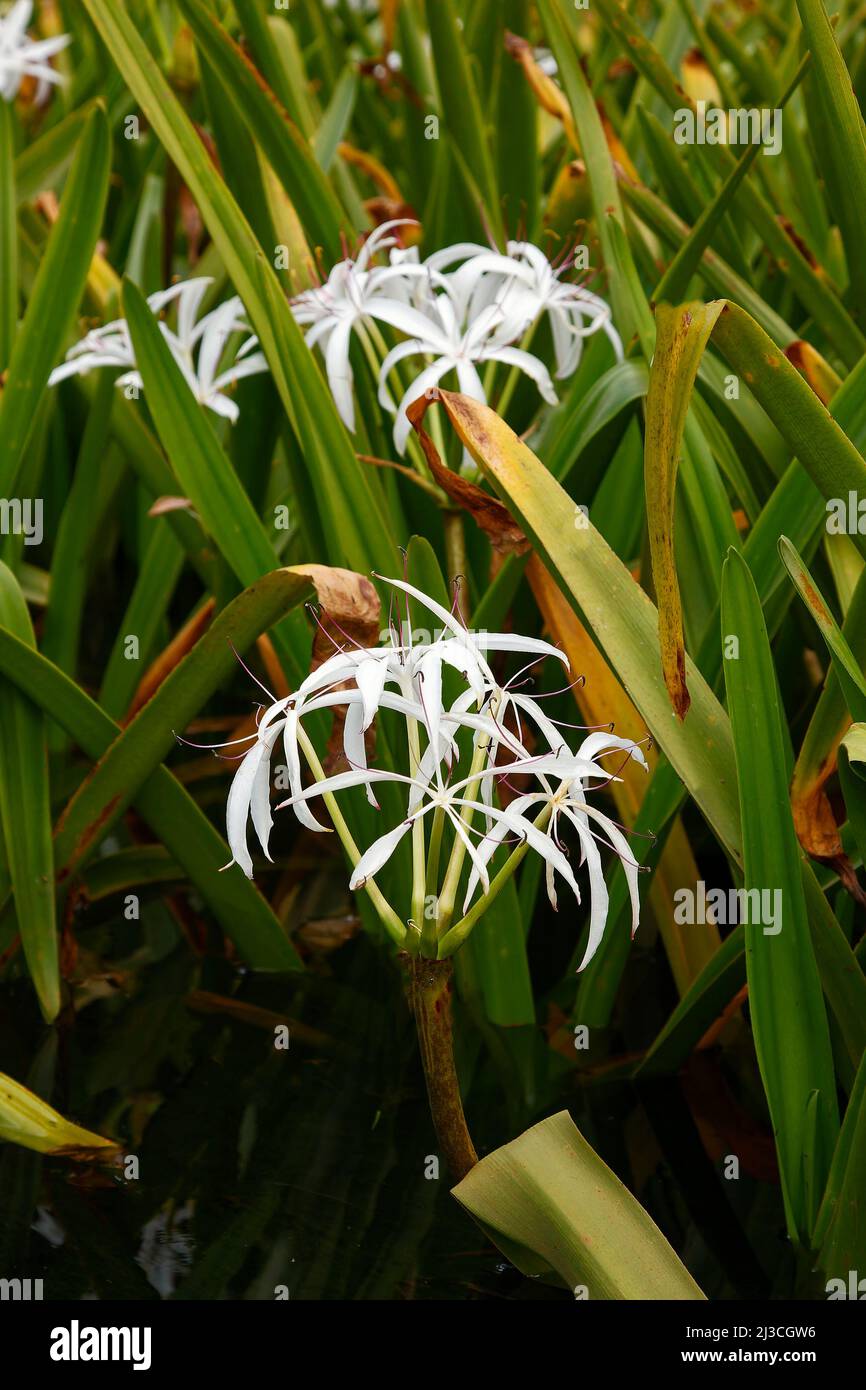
407 392 530 554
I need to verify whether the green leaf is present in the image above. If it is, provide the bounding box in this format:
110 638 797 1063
839 724 866 870
13 100 101 204
53 567 314 886
122 277 307 675
0 105 110 495
779 536 866 722
314 67 359 172
652 53 811 306
177 0 349 259
590 0 866 365
721 547 838 1240
0 100 16 372
644 301 725 717
452 1111 705 1298
813 1042 866 1276
0 625 303 972
98 526 185 720
0 565 58 1022
425 0 503 241
794 0 866 318
81 0 398 578
538 0 653 356
434 389 741 861
636 927 745 1079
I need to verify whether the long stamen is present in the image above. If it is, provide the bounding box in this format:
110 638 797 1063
227 641 277 703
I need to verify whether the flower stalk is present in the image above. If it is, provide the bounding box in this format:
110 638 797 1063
406 953 478 1181
220 574 646 1176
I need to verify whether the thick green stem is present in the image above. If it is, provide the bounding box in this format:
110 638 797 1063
407 954 477 1182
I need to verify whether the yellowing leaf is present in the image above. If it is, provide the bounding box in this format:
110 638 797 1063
0 1071 117 1160
644 301 725 719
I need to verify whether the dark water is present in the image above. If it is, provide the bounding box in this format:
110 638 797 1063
0 919 795 1301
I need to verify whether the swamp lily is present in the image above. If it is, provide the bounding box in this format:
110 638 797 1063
0 0 69 104
49 278 267 422
291 222 621 454
219 575 645 970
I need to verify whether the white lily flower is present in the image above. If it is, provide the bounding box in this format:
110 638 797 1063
296 226 621 442
437 240 624 378
377 293 558 455
215 574 644 970
49 278 268 423
278 754 583 909
0 0 69 104
291 220 443 432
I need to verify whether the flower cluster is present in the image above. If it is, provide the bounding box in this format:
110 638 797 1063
290 221 622 456
49 278 268 422
0 0 69 104
221 575 644 970
49 224 619 439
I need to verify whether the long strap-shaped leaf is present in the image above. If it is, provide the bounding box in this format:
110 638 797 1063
433 387 741 859
537 0 653 356
425 0 503 242
588 0 866 365
645 303 726 718
176 0 350 259
0 99 16 373
81 0 397 577
721 547 838 1241
794 0 866 320
53 568 314 887
0 106 109 496
813 1041 866 1276
646 300 866 717
453 1110 704 1298
0 1071 116 1159
123 277 308 684
0 566 57 1021
0 624 302 972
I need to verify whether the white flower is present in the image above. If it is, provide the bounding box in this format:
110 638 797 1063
0 0 69 104
295 227 622 447
214 575 644 971
462 737 646 969
377 292 558 455
432 240 624 378
291 220 443 432
49 278 268 423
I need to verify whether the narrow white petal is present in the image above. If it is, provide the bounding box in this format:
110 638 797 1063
356 656 389 730
324 316 356 431
560 806 609 970
349 820 413 889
